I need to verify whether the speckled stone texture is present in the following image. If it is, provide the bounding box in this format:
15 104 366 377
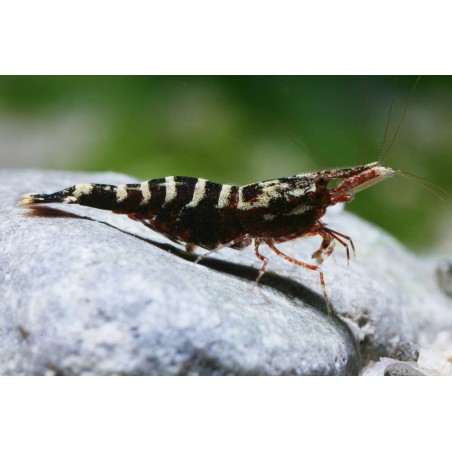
1 169 451 375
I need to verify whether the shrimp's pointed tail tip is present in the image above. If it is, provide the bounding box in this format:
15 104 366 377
17 192 77 207
17 193 46 207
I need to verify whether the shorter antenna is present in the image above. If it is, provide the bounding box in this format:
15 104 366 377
394 168 452 203
280 126 329 168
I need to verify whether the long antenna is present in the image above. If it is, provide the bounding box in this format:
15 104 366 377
380 76 421 165
361 78 369 162
378 77 397 163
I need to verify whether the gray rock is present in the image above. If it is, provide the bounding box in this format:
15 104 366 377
389 341 420 362
1 169 452 375
383 362 425 376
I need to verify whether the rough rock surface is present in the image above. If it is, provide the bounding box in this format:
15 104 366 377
1 169 452 375
360 357 431 376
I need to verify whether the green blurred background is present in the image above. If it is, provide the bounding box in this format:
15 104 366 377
0 76 451 252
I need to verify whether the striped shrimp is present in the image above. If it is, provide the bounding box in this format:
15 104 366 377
18 163 394 313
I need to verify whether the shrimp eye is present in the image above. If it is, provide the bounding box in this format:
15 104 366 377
315 174 330 187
